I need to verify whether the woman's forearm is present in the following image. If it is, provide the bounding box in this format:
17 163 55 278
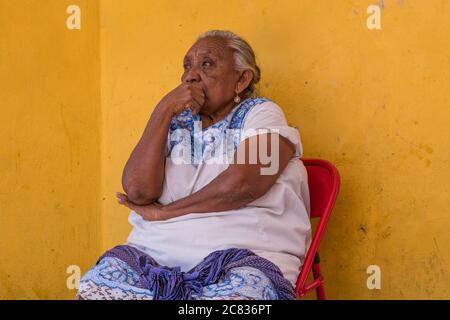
160 169 257 220
122 83 205 205
122 104 173 205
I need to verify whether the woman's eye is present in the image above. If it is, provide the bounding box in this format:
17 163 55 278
202 60 212 67
183 63 190 70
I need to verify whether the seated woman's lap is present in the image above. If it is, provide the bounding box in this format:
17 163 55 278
75 257 279 300
193 266 279 300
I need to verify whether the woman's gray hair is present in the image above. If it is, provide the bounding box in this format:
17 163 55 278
197 30 261 97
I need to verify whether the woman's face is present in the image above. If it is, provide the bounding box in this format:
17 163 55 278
181 37 240 113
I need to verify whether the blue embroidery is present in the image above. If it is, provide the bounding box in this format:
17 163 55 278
167 97 270 166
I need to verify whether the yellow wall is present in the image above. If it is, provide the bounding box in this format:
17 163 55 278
100 0 449 299
1 0 449 299
0 0 101 299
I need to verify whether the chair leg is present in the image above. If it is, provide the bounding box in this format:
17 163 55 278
315 282 326 300
312 253 326 300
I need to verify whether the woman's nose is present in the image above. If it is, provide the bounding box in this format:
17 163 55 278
184 67 201 83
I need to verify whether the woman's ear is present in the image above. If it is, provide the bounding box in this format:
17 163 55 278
236 69 254 95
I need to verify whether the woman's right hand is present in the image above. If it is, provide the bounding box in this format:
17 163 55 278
122 85 204 205
157 83 205 116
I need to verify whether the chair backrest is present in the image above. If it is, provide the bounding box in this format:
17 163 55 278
295 158 340 296
304 158 340 218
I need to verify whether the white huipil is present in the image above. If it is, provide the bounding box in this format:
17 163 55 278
126 98 311 287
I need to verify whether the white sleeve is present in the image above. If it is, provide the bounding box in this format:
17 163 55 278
166 129 173 157
240 101 303 158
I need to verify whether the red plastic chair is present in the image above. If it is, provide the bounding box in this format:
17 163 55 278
295 158 340 300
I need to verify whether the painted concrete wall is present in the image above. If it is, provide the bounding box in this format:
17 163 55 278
0 0 101 299
1 0 448 299
99 0 449 299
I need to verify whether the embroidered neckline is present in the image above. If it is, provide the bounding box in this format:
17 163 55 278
167 97 271 166
192 99 249 132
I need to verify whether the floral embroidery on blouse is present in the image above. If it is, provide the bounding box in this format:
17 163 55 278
167 97 270 167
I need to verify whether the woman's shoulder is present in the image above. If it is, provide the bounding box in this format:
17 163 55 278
230 97 284 129
240 97 288 125
238 96 279 110
237 97 303 158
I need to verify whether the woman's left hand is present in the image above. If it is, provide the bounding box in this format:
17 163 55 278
116 192 167 221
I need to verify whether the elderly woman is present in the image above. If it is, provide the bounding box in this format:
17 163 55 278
76 30 311 300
